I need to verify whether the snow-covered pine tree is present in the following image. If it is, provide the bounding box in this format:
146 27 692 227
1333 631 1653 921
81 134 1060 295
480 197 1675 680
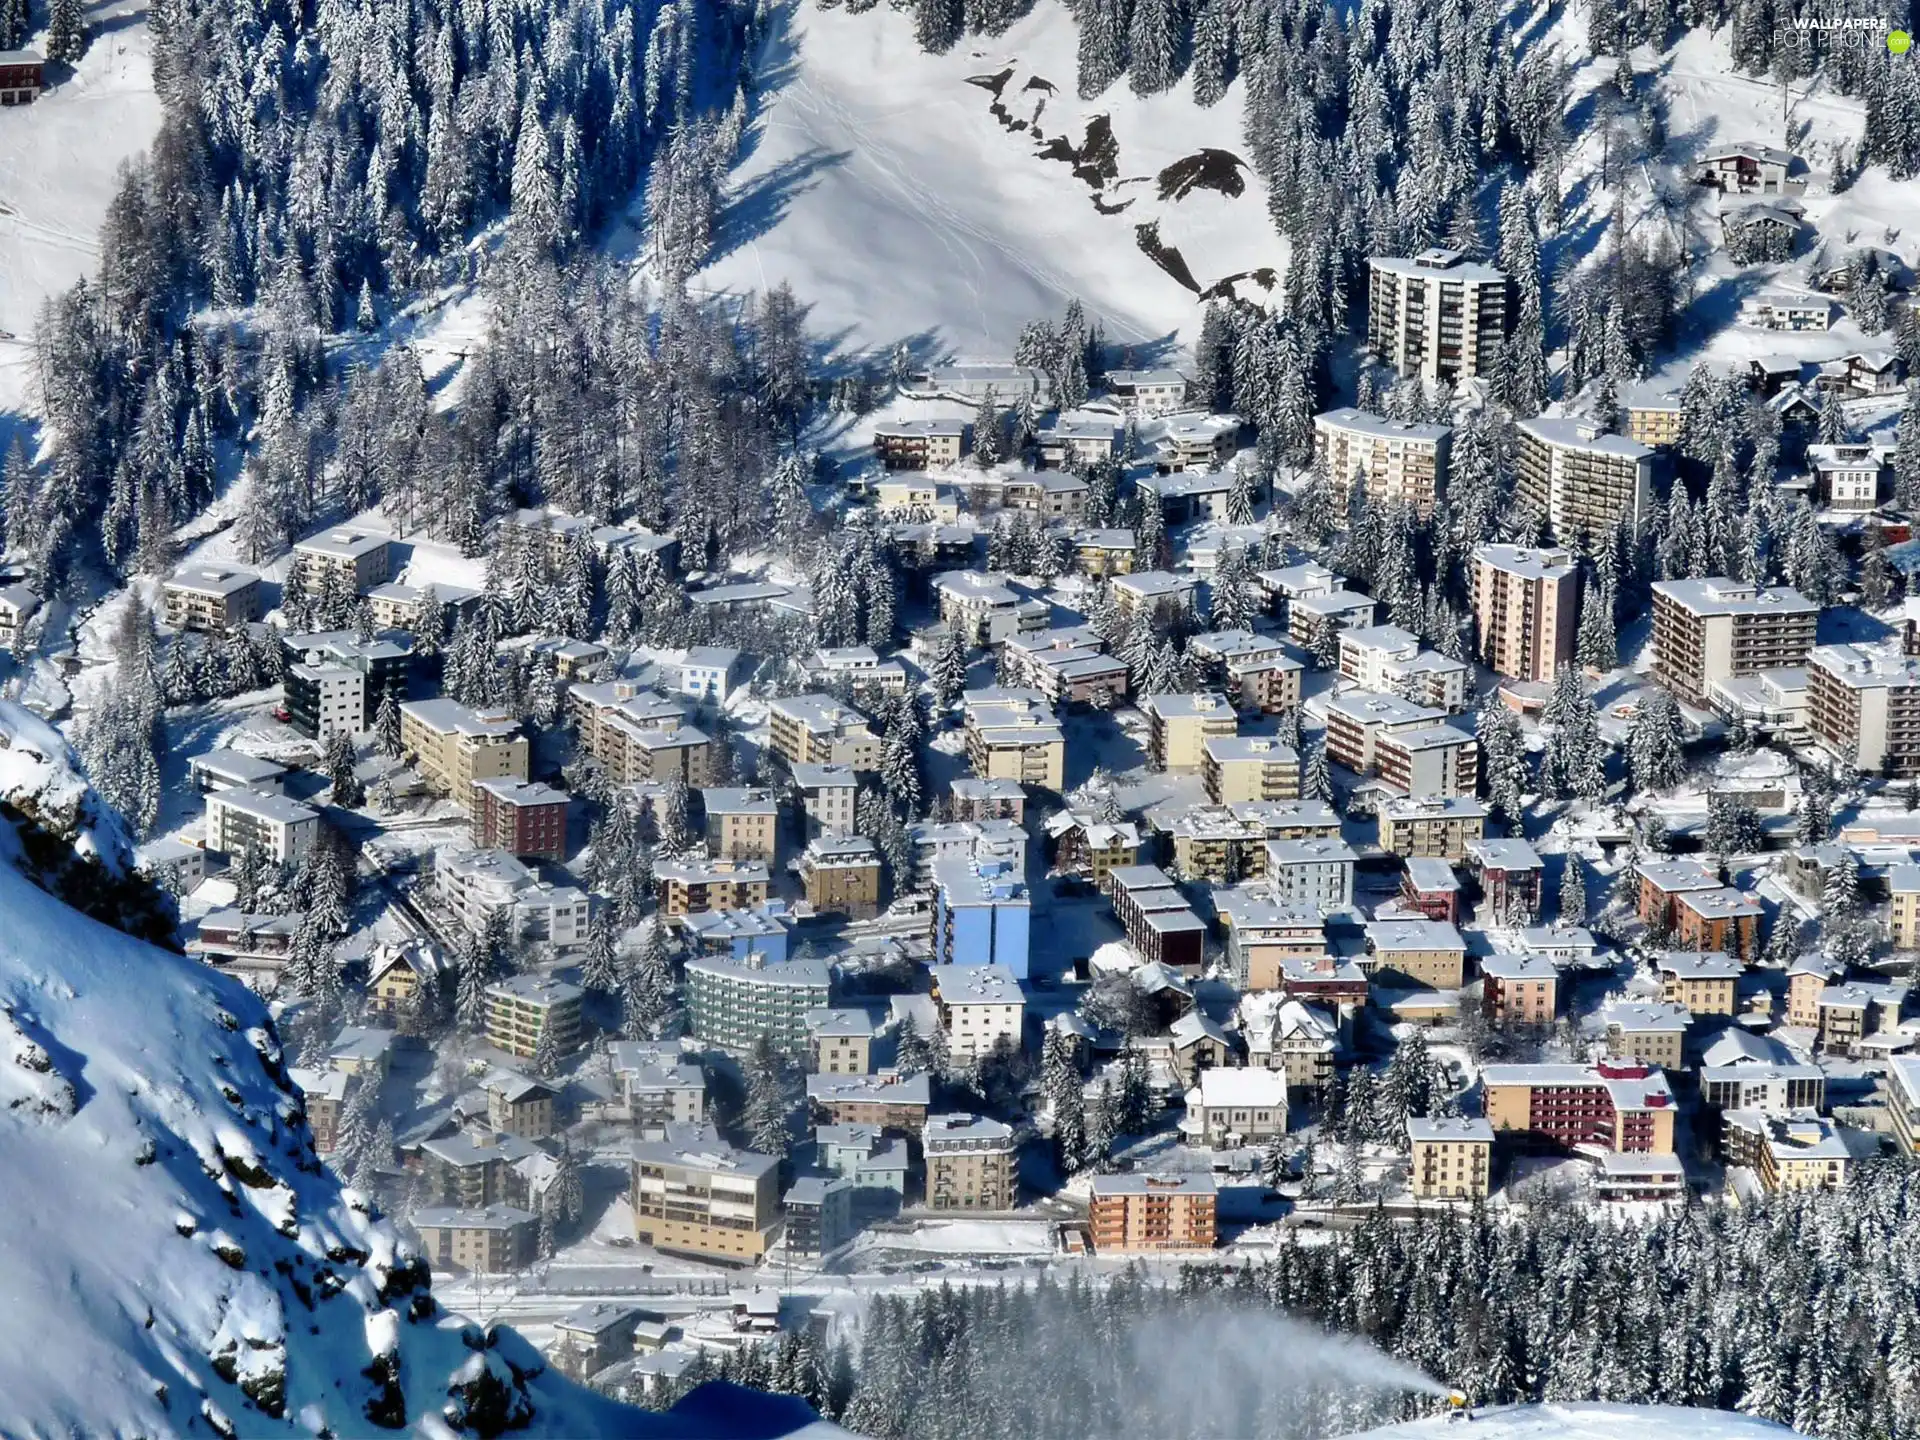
1559 855 1588 925
1627 687 1685 794
324 727 363 807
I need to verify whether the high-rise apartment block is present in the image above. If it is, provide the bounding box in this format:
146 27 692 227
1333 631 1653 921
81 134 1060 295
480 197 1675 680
1470 545 1580 683
1651 579 1819 706
1366 249 1508 381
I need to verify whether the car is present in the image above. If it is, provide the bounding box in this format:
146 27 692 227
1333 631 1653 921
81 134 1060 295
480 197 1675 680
272 705 292 722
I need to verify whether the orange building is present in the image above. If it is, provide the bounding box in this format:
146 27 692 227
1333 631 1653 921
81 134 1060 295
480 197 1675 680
1087 1173 1218 1253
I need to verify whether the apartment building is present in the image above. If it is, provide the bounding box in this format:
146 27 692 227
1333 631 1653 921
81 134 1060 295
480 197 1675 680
484 974 584 1060
435 848 591 947
1087 1173 1218 1253
1376 724 1480 800
1168 805 1265 884
1636 857 1724 929
1624 392 1685 449
606 1041 708 1135
767 694 882 770
1408 1117 1494 1199
950 777 1027 823
1465 837 1544 923
1657 951 1742 1016
923 1114 1018 1211
1105 368 1190 416
685 951 830 1057
292 529 392 596
413 1206 539 1274
1651 578 1819 705
1324 691 1448 774
655 857 772 917
1204 737 1301 804
1807 442 1893 512
1603 1001 1692 1070
1227 651 1306 715
203 788 319 864
471 779 569 862
963 688 1066 790
365 579 480 633
806 645 909 696
400 699 527 800
1482 1061 1676 1153
1479 951 1560 1025
929 963 1026 1060
1672 887 1763 958
1312 408 1452 515
1366 249 1508 381
798 836 883 919
933 857 1031 979
163 564 263 632
1000 626 1131 709
805 1009 877 1077
1241 993 1337 1088
806 1070 933 1133
1107 864 1208 970
1144 691 1240 772
1890 1058 1920 1157
933 570 1049 645
699 788 779 863
1723 1109 1859 1195
1514 416 1654 544
1184 1067 1289 1147
1263 838 1357 908
1337 625 1470 711
1807 641 1920 776
1377 795 1489 861
873 418 968 469
1364 918 1467 989
1700 1062 1825 1115
791 764 859 838
1470 545 1580 683
1110 570 1202 622
1401 856 1463 923
1287 588 1379 646
630 1124 782 1261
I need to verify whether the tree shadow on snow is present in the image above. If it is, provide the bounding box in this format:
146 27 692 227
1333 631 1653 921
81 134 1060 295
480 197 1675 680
708 146 853 270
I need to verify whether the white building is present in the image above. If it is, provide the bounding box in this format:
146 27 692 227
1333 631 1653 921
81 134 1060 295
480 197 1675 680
1184 1066 1290 1147
1311 408 1452 516
1264 838 1357 908
1366 249 1508 381
928 963 1026 1060
435 847 592 948
204 788 320 864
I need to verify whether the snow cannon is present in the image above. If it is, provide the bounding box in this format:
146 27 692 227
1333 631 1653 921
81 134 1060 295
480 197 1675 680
1445 1390 1473 1423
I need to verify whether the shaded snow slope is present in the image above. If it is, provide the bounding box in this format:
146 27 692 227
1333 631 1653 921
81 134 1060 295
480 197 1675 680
696 0 1281 360
1347 1403 1800 1439
0 0 163 411
0 704 829 1436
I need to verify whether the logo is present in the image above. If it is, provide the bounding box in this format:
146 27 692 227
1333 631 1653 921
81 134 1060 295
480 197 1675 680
1891 28 1914 52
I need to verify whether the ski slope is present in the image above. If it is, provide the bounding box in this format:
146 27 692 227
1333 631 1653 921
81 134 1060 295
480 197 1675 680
1349 1402 1799 1439
698 0 1283 362
0 0 163 412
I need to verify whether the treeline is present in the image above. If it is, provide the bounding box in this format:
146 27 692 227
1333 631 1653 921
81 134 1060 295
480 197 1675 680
648 1161 1920 1439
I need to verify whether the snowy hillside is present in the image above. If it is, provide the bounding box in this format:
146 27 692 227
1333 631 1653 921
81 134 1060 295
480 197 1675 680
0 0 162 411
697 0 1280 358
0 700 829 1436
1348 1403 1800 1439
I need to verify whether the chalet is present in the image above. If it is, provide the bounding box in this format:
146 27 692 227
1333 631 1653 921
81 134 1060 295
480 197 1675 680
0 50 43 105
873 419 968 470
1105 369 1191 416
1695 143 1799 195
1829 350 1906 398
1719 202 1808 258
1739 292 1834 331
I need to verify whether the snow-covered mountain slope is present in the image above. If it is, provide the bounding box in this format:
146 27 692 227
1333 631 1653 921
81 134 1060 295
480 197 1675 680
696 0 1280 359
0 698 832 1437
0 0 163 411
1347 1403 1800 1439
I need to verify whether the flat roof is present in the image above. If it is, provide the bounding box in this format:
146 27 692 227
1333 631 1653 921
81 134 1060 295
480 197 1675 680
1313 407 1451 443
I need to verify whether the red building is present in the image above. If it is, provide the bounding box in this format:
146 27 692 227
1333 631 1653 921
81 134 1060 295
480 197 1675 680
1467 837 1545 923
471 778 570 862
1482 1060 1676 1154
0 51 43 106
1399 857 1462 923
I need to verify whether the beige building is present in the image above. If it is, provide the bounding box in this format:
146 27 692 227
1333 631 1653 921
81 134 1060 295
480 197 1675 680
399 699 527 800
1891 865 1920 949
963 689 1066 790
928 963 1025 1060
631 1124 782 1261
1311 408 1452 515
1889 1058 1920 1157
1470 545 1580 683
1204 737 1301 805
798 836 883 919
1364 918 1467 989
654 858 771 917
1324 691 1447 775
1088 1173 1217 1252
1144 692 1240 772
413 1206 539 1273
1408 1117 1493 1199
1515 416 1654 545
923 1113 1017 1211
767 694 881 770
700 788 779 863
1651 579 1819 706
1377 796 1489 860
484 975 584 1059
1657 951 1742 1016
1184 1067 1290 1147
1625 394 1685 449
163 565 263 632
1366 249 1508 381
806 1008 877 1076
1806 642 1920 776
1603 1001 1692 1070
292 528 392 595
1725 1109 1859 1195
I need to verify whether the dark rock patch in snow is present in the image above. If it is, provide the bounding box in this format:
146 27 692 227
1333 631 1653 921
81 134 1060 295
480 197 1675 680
1156 148 1248 200
1134 221 1202 292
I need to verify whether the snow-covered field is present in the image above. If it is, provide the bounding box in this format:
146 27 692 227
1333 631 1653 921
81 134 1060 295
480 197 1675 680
696 0 1281 361
1349 1403 1796 1438
0 0 162 412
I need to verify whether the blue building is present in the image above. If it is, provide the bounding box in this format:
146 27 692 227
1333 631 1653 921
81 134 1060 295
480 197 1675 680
682 900 791 965
933 857 1031 979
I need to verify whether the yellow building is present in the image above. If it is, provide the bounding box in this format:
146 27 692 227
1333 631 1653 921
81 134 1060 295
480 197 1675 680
1891 864 1920 948
483 975 584 1059
399 698 527 801
1364 919 1467 990
1408 1117 1493 1199
631 1124 782 1261
1204 736 1301 805
963 690 1066 790
1144 691 1239 773
1656 951 1742 1017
